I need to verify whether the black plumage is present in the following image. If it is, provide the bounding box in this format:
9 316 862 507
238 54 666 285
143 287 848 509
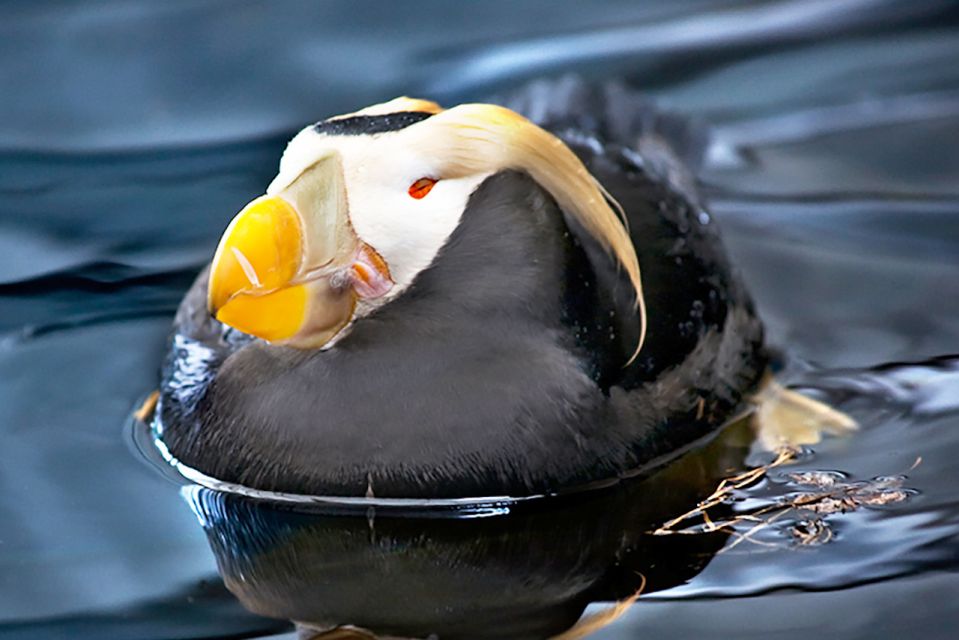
157 80 765 499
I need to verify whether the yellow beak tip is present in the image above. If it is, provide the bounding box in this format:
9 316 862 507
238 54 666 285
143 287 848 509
206 195 308 340
210 285 310 343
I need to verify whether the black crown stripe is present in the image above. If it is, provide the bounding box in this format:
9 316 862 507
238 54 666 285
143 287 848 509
313 111 435 136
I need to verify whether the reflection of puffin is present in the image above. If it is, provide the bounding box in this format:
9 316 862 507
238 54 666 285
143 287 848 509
187 420 750 640
157 79 765 499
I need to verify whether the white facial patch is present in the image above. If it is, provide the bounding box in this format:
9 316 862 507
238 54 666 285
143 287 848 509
268 123 491 314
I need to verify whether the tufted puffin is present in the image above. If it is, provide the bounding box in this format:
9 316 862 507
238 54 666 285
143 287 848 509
155 80 769 501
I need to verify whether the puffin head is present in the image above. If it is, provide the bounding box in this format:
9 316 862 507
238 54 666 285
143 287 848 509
207 97 647 353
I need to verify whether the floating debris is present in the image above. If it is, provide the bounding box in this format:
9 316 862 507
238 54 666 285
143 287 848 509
790 518 833 546
654 447 800 536
654 450 917 550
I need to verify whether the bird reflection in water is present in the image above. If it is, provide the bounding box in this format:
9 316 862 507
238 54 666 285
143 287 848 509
182 418 760 640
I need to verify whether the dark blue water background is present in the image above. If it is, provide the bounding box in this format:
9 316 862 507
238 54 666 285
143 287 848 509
2 1 959 638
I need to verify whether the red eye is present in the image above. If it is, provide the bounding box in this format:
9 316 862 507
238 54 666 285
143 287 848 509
408 177 437 199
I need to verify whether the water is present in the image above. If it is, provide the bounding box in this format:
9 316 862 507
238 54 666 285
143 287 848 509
2 1 958 638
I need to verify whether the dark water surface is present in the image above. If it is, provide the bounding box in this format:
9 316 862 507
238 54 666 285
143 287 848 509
2 1 959 638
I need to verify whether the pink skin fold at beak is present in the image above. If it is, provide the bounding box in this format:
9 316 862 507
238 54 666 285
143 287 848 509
349 244 394 300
